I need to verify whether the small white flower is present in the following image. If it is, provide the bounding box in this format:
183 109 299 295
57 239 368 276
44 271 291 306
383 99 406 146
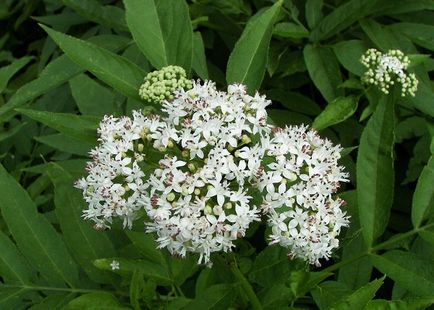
110 260 120 270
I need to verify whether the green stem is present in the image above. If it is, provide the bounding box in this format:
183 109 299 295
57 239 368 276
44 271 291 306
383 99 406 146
175 285 185 298
230 261 262 310
323 222 434 273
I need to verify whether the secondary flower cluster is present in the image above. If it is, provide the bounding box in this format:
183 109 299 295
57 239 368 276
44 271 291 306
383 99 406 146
259 126 349 265
76 74 349 266
361 49 418 97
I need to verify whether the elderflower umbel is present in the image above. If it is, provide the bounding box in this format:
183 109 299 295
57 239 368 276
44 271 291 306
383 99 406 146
77 69 350 266
258 125 349 266
139 65 193 103
143 81 271 264
361 48 418 97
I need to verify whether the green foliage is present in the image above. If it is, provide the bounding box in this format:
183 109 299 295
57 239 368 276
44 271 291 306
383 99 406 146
1 0 434 308
357 95 395 247
226 0 282 93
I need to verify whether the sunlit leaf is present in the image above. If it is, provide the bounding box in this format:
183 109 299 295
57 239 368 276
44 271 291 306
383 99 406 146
227 0 282 93
124 0 193 71
357 95 395 247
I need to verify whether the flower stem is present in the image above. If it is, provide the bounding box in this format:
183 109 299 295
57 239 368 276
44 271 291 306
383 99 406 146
230 260 262 310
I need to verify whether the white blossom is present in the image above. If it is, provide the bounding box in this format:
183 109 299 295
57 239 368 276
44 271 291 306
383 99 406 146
77 73 350 267
258 125 350 266
110 260 120 270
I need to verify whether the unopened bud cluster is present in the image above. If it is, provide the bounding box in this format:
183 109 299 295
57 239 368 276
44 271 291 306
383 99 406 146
361 49 418 97
139 65 192 103
77 68 350 266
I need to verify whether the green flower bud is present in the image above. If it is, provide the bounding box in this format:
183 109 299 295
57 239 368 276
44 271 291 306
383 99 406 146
204 204 213 215
167 192 176 202
137 143 144 153
188 163 196 172
139 65 192 104
224 202 233 210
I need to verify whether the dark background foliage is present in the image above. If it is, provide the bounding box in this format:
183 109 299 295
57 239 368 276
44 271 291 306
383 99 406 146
0 0 433 309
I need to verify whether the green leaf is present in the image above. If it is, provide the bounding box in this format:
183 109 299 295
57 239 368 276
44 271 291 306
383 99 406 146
330 277 384 310
407 80 434 118
126 231 166 266
338 191 373 289
0 56 33 94
166 254 199 286
184 284 236 310
0 122 26 142
63 292 130 310
371 0 434 15
94 258 172 286
305 0 323 29
395 116 427 143
195 258 233 297
312 96 359 131
35 133 95 156
0 288 28 310
0 164 80 288
370 250 434 296
408 54 431 68
419 229 434 247
273 22 309 39
69 74 116 116
226 0 282 93
359 19 400 51
192 32 209 80
0 56 81 121
303 44 343 103
333 40 369 76
47 164 117 284
0 231 34 284
268 109 312 126
258 283 293 308
124 0 193 71
250 246 298 287
365 298 434 310
0 35 130 121
41 25 145 100
63 0 127 32
311 281 351 310
309 0 378 41
357 95 395 247
16 108 99 143
411 155 434 228
24 160 87 179
266 89 321 116
28 294 74 310
389 23 434 51
289 271 332 299
130 269 144 310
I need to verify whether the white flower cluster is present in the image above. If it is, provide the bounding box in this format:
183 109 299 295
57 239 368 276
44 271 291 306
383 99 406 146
77 75 350 266
139 65 192 103
258 126 349 266
75 112 151 229
141 82 271 264
361 49 418 97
